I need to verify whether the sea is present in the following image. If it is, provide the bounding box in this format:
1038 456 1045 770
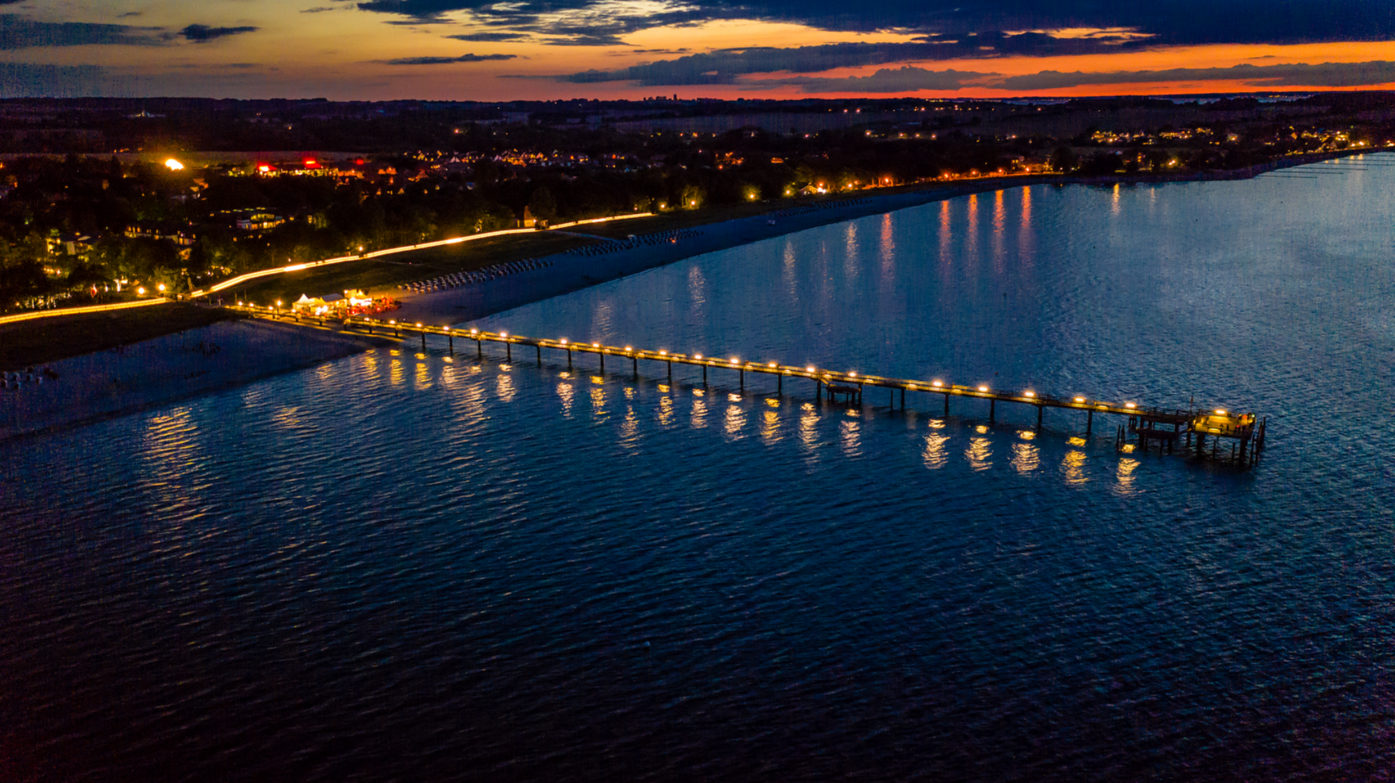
3 155 1393 781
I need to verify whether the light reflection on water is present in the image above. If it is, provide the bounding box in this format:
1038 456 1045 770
4 157 1395 782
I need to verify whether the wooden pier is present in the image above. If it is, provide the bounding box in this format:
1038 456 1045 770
230 304 1269 469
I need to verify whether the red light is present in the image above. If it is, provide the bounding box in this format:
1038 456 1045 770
354 158 366 166
257 163 272 173
303 158 320 169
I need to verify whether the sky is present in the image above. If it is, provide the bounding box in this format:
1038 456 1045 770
3 0 1395 100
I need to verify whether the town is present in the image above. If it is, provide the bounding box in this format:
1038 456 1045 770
3 92 1394 312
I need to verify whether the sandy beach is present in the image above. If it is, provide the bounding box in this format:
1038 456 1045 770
0 319 389 442
389 177 1055 326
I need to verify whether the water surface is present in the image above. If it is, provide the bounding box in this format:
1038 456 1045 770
3 156 1394 781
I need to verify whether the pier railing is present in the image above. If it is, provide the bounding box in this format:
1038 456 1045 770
225 304 1268 468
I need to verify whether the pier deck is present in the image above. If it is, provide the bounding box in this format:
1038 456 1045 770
226 304 1268 468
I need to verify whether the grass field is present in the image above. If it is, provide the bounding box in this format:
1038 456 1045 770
0 303 242 371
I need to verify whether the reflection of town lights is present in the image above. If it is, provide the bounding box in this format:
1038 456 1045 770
164 158 184 171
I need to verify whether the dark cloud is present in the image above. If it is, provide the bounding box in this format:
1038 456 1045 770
181 24 259 42
380 52 517 63
0 13 162 48
776 65 996 93
117 11 142 18
353 0 1395 50
0 62 117 97
999 60 1395 90
562 35 1143 85
301 6 340 12
447 31 531 41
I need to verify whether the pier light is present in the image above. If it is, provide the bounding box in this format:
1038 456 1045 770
978 385 989 392
1074 396 1086 403
932 380 943 388
1125 402 1137 409
237 301 244 306
389 319 396 324
416 323 422 327
625 345 633 352
768 362 777 368
276 300 283 308
730 357 739 364
695 354 703 360
806 366 815 373
500 331 508 338
591 342 599 348
849 371 857 378
470 328 478 334
1024 391 1035 398
560 338 568 344
659 350 668 356
443 326 450 331
1215 408 1227 415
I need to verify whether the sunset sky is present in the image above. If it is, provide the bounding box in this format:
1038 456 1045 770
4 0 1395 99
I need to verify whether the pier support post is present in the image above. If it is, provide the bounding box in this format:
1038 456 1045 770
477 338 482 360
703 365 707 386
600 353 605 374
740 369 744 393
505 341 511 362
1086 409 1093 438
448 334 453 354
668 361 672 383
989 398 996 423
858 383 864 408
943 393 949 418
901 388 905 410
567 348 572 370
421 332 426 351
632 356 638 380
778 374 783 396
1036 404 1043 431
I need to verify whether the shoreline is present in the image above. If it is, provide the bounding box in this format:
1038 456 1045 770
391 147 1378 327
0 319 392 443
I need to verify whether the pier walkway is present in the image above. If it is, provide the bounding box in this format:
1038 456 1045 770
227 304 1269 469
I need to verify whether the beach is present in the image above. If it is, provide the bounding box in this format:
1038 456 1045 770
387 149 1371 328
0 319 389 442
389 178 1054 326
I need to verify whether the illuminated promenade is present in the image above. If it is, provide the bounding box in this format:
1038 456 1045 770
228 303 1269 468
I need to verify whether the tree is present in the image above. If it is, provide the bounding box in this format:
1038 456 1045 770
527 186 557 221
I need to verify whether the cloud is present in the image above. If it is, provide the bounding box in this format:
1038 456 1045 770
380 52 517 64
180 24 259 42
301 6 340 12
117 11 142 18
350 0 1395 51
998 60 1395 90
0 62 118 97
775 65 997 93
447 31 531 41
561 35 1143 85
0 13 163 48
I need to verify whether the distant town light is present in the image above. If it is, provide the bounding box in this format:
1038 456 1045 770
1215 408 1227 415
157 283 167 293
137 286 146 295
164 158 184 171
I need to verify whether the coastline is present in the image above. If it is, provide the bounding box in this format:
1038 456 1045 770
0 319 391 443
389 148 1375 327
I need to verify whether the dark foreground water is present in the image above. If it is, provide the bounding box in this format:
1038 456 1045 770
4 157 1395 782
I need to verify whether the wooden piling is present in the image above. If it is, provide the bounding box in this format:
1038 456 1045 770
1086 408 1093 438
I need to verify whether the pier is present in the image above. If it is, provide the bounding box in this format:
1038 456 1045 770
229 304 1269 469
